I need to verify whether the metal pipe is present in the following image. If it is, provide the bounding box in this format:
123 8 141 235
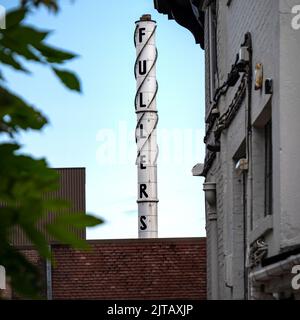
208 210 219 299
208 6 215 102
242 172 248 299
134 14 159 238
46 245 52 300
243 32 253 299
249 253 300 299
203 181 219 299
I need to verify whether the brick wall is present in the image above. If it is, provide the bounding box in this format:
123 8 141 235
10 248 46 299
51 238 206 300
21 248 42 266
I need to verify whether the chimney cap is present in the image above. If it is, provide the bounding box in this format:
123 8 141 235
140 14 152 21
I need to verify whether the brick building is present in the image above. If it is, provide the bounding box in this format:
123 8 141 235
10 167 86 246
2 168 207 299
154 0 300 299
16 238 206 300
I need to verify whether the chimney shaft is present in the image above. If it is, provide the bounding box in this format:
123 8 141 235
134 15 159 238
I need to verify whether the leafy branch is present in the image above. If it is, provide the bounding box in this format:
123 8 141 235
0 2 103 298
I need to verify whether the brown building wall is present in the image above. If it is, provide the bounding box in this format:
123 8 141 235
51 238 206 300
10 168 86 245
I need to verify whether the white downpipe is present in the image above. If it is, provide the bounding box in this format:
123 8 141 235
204 182 219 299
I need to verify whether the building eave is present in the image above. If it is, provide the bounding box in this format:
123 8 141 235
153 0 205 49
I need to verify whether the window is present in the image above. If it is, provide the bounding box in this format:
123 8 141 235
264 120 273 216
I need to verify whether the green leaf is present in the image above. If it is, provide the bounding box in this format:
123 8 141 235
22 0 60 13
21 223 51 259
1 37 44 63
45 213 103 249
0 86 48 133
5 8 27 29
7 25 49 45
0 39 42 62
42 198 70 211
34 43 78 64
0 143 59 201
0 142 20 155
50 213 104 228
52 67 81 92
0 207 19 229
0 25 49 62
0 50 30 73
0 70 5 81
46 224 90 250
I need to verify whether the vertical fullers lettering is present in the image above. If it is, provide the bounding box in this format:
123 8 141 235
134 15 159 238
140 184 148 199
139 124 146 138
138 60 147 75
139 27 146 43
140 155 146 169
140 216 147 231
139 92 146 108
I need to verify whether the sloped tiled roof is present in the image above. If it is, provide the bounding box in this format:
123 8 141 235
51 238 206 300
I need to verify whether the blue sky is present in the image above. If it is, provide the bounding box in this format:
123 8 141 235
1 0 206 238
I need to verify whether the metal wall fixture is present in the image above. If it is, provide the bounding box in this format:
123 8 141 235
202 33 252 177
134 14 159 238
254 63 263 90
203 182 217 207
192 163 204 176
235 158 249 176
237 46 250 70
265 78 273 95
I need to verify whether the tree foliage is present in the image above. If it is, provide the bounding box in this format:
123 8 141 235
0 1 103 298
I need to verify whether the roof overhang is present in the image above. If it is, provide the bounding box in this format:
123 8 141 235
153 0 205 49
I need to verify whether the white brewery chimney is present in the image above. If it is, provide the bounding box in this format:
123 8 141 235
134 14 158 238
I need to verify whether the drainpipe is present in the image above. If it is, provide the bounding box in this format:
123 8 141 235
208 5 215 102
203 181 218 299
249 253 300 299
243 32 253 299
46 245 52 300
